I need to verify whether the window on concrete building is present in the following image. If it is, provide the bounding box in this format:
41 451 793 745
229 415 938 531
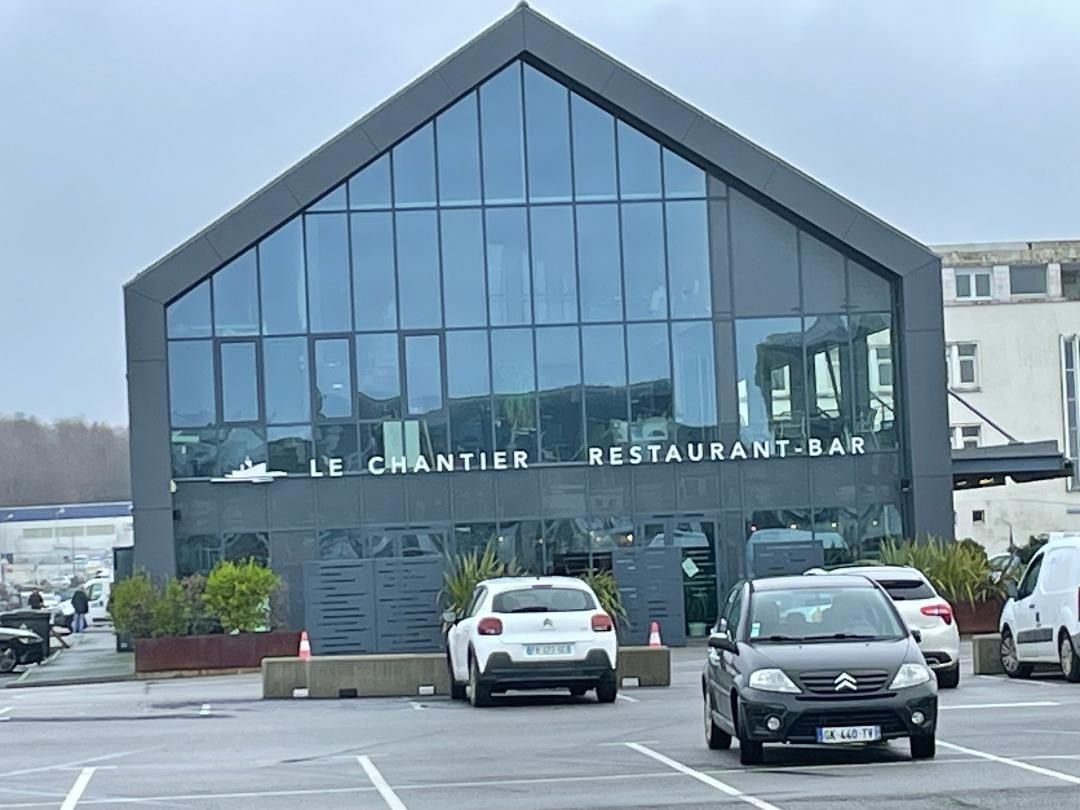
954 268 992 301
1009 264 1047 296
972 509 985 524
951 424 981 449
1062 264 1080 301
946 342 979 390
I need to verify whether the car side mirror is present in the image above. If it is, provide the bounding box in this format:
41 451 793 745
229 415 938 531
909 628 922 644
441 610 459 625
1006 581 1018 600
708 632 738 655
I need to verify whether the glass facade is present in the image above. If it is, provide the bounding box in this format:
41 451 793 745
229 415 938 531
165 59 906 634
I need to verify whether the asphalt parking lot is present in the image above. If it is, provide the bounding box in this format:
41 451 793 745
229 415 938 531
2 646 1079 809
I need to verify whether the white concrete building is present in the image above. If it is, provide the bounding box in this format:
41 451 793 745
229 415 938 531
938 241 1080 553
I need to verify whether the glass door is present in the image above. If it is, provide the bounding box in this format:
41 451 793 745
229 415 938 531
637 516 720 639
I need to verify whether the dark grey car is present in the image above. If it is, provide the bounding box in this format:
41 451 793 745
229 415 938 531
703 575 938 765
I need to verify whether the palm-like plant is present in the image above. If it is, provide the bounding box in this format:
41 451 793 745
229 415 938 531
440 542 526 617
579 569 627 629
879 536 1005 606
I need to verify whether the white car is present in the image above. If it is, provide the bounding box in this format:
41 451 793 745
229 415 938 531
999 536 1080 682
826 565 961 688
445 576 619 707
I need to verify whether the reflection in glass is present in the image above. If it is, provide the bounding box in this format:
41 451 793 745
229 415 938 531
349 154 391 210
666 201 710 319
308 184 346 212
537 326 582 462
320 530 364 560
662 149 706 198
576 204 622 322
314 423 360 472
305 213 351 332
859 504 903 558
176 535 222 577
583 325 627 450
571 94 616 201
492 328 537 459
268 425 313 474
736 317 804 444
355 334 401 419
617 120 661 199
623 203 667 320
168 341 215 426
674 520 716 637
392 122 436 208
314 339 352 419
441 209 487 328
486 207 531 326
805 315 850 442
672 321 717 442
167 280 211 339
351 212 397 331
405 335 443 416
810 507 861 568
447 330 492 454
217 426 266 474
544 519 590 576
531 205 577 324
436 93 482 206
224 532 269 566
497 520 542 573
396 211 442 329
745 508 814 578
480 63 526 204
453 523 498 557
259 220 306 334
263 337 310 424
212 252 258 336
220 342 258 423
400 531 446 558
524 65 571 202
852 313 897 449
171 428 217 478
627 323 672 445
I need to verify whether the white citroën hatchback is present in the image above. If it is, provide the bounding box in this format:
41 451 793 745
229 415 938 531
445 577 619 707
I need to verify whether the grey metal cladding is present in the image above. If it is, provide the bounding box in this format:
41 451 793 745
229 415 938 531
601 64 697 143
132 507 177 577
681 114 777 192
124 288 166 363
126 360 173 510
843 212 936 277
900 262 946 332
909 475 954 538
764 163 859 240
357 69 453 152
127 235 221 304
522 10 615 94
902 329 951 478
439 7 527 97
203 180 300 264
282 127 379 209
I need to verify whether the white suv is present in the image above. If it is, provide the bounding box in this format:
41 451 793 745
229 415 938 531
445 576 619 707
826 565 961 688
999 537 1080 682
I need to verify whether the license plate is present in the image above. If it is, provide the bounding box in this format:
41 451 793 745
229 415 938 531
524 644 573 657
816 725 881 744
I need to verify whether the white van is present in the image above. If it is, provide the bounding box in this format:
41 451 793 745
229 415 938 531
999 536 1080 682
84 577 112 624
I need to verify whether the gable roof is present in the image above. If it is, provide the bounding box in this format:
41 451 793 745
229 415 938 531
125 2 938 305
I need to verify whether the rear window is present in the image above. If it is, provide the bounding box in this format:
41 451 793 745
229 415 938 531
492 587 596 614
877 579 935 601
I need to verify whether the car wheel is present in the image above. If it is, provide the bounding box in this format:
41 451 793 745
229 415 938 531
1060 634 1080 683
936 665 960 689
569 686 588 697
910 734 936 759
703 688 732 751
448 656 466 700
1000 628 1033 678
596 677 618 704
468 656 493 708
0 643 16 674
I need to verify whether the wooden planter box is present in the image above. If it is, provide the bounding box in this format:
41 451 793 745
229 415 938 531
953 599 1002 635
135 631 300 674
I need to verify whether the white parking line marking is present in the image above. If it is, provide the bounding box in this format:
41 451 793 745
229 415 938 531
60 768 96 810
409 701 426 711
616 693 639 703
626 743 783 810
939 741 1080 786
358 755 408 810
976 675 1057 687
941 701 1059 711
199 704 211 716
0 706 11 721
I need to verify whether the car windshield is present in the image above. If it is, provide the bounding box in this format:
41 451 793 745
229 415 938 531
491 587 596 614
748 586 906 643
875 578 935 601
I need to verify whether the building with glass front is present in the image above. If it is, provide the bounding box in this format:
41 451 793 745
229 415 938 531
125 5 953 637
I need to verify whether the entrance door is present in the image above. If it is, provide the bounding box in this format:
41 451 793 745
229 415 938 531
638 516 720 639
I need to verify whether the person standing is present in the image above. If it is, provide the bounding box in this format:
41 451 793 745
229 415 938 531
28 588 44 610
71 587 89 633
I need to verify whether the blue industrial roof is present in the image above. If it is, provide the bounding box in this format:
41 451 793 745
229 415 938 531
0 502 133 523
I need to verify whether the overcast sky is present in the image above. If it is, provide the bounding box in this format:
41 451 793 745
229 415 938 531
2 0 1077 427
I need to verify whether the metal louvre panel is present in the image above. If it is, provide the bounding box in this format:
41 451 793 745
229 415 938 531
612 546 687 647
303 561 377 655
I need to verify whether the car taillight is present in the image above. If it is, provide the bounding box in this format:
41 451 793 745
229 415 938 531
477 617 503 636
920 603 953 625
591 613 613 632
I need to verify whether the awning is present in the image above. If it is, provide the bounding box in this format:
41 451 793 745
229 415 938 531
952 440 1072 489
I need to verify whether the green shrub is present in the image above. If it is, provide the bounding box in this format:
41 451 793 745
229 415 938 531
151 579 190 638
202 559 280 634
441 543 525 616
108 572 157 639
879 536 1005 606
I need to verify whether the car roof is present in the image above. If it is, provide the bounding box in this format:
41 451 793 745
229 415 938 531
752 574 876 591
830 565 928 581
480 576 589 592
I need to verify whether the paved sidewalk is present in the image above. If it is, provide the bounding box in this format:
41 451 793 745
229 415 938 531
5 626 134 688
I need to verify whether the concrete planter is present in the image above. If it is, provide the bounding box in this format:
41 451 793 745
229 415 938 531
953 599 1002 635
135 631 300 674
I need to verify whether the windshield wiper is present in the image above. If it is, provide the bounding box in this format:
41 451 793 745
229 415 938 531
802 632 878 642
755 634 806 642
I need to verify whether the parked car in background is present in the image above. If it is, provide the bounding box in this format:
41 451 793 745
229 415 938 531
0 626 46 673
999 536 1080 682
824 565 961 689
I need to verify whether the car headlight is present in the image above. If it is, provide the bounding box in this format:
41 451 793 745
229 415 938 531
748 668 801 694
889 663 932 690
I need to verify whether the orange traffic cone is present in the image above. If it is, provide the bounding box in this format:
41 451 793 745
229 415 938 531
648 621 661 647
298 630 311 660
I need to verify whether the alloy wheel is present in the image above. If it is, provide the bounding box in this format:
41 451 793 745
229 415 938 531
0 646 16 674
1001 633 1019 674
1063 637 1075 679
